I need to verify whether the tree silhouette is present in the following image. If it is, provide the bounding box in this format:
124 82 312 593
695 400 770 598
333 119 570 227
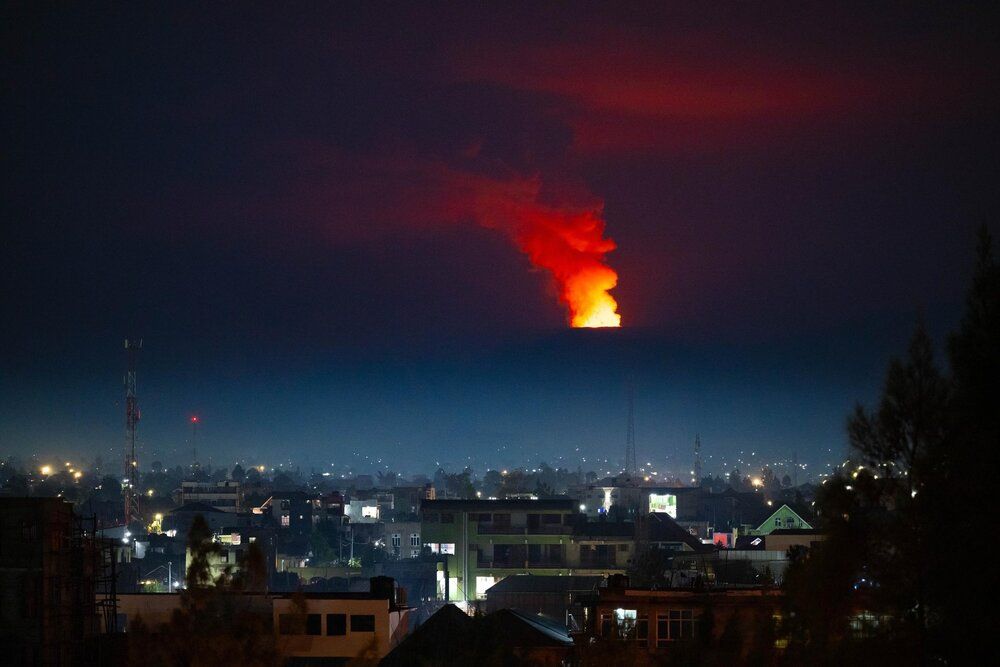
127 513 278 666
783 229 998 664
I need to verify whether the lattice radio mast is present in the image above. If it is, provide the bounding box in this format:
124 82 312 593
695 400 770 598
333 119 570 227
694 434 703 485
625 377 637 475
123 339 141 526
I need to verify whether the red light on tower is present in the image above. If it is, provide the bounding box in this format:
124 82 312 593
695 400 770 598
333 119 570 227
190 415 199 423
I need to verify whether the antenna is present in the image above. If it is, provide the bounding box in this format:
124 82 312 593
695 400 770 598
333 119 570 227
190 415 200 470
625 376 637 475
694 434 702 486
123 339 142 526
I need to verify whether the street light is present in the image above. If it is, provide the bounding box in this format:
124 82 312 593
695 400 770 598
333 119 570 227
142 564 176 592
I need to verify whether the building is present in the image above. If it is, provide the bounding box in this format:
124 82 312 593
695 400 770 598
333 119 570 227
575 480 704 520
746 504 813 536
642 512 711 552
274 577 410 663
379 520 422 559
484 574 603 628
0 498 117 665
345 498 381 523
180 480 243 513
256 491 313 536
420 498 579 602
764 528 825 553
567 520 635 573
164 501 237 538
384 484 435 516
381 603 572 666
184 524 277 585
311 491 345 524
579 575 783 659
115 577 410 663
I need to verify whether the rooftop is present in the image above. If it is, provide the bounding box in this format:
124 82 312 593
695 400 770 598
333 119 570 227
422 498 577 511
485 575 604 595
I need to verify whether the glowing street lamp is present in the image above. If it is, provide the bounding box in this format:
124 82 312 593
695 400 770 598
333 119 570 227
40 465 52 476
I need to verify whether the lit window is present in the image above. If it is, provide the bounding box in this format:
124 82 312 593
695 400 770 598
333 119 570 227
614 608 637 639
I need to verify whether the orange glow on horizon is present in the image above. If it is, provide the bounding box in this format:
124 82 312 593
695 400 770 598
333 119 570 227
572 295 621 328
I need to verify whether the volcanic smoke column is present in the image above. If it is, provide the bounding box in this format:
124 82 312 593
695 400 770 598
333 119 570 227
466 173 622 328
514 204 621 328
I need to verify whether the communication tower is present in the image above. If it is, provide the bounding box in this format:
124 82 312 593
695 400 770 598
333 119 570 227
123 339 141 526
694 434 702 485
625 377 637 475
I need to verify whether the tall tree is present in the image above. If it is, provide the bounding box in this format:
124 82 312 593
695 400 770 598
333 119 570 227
935 225 999 660
784 229 998 664
128 514 278 665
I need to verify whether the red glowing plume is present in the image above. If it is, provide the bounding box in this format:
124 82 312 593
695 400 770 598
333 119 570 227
468 177 620 327
275 151 622 327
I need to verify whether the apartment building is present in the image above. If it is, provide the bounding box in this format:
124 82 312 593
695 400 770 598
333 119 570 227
180 480 243 513
420 498 578 602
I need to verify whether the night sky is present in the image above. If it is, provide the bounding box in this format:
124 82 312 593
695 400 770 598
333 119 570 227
3 4 998 477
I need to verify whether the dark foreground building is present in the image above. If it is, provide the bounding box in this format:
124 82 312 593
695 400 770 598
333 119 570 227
578 575 782 662
0 498 119 665
381 603 573 666
484 574 603 629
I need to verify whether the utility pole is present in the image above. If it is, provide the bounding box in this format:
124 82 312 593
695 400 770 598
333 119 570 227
123 339 141 527
625 376 637 476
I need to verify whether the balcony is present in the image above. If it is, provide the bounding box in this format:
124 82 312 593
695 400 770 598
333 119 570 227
578 558 619 569
476 524 572 536
477 525 525 535
527 525 573 535
477 559 567 569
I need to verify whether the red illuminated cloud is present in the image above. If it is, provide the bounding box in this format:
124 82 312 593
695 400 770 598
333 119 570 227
446 29 964 155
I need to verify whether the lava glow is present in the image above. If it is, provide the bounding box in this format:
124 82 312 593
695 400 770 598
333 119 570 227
515 206 621 328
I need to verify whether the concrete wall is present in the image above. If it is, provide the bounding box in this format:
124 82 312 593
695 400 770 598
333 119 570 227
273 597 409 660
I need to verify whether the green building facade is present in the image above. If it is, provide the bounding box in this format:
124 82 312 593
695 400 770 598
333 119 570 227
746 504 812 536
420 499 580 602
